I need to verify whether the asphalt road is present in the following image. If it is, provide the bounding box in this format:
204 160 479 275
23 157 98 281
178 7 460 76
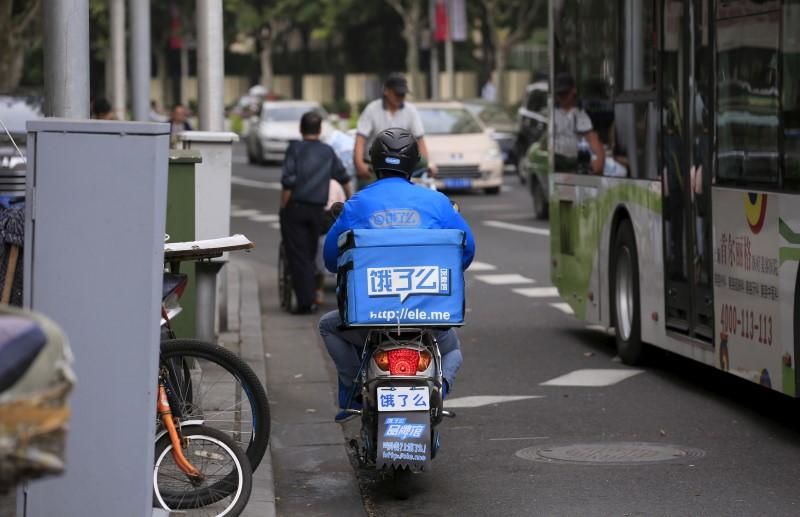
229 144 800 517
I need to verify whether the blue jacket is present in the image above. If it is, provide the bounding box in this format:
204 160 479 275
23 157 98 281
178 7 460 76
323 177 476 273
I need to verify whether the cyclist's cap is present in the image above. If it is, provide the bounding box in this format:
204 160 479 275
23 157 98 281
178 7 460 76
384 73 410 95
555 73 575 94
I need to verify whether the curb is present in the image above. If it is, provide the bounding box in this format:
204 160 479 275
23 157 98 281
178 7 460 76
222 259 277 517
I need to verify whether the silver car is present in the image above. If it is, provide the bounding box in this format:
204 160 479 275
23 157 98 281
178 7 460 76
245 100 332 164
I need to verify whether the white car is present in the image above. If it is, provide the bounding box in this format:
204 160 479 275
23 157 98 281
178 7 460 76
415 101 504 195
245 100 333 164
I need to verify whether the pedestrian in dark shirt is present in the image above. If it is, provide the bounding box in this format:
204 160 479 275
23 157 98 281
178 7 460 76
280 111 352 314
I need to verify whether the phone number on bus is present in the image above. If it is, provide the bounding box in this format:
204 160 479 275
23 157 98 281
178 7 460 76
720 303 773 346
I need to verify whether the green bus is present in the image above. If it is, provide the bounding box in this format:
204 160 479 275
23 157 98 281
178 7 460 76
549 0 800 395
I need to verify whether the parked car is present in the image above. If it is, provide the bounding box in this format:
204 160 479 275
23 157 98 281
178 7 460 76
514 80 549 182
461 99 517 169
245 100 333 164
415 101 503 195
0 95 43 196
518 132 550 219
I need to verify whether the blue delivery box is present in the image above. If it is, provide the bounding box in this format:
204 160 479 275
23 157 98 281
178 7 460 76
336 229 466 326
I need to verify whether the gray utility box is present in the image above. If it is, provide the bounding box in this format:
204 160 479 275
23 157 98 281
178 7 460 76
21 119 169 517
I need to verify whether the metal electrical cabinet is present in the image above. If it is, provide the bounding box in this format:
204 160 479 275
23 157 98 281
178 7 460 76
21 119 169 517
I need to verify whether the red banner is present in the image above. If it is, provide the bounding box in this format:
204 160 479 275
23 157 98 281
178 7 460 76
434 0 448 42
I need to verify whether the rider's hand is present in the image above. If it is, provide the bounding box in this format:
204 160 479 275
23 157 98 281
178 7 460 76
427 162 438 177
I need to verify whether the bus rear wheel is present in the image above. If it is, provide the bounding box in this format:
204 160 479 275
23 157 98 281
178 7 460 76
611 218 643 365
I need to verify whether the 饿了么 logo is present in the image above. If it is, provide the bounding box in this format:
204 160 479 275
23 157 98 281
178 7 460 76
367 266 450 302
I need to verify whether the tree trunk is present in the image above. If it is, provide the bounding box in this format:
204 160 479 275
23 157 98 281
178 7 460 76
494 43 509 105
0 40 25 91
0 0 40 91
259 35 273 91
479 5 494 86
403 0 421 97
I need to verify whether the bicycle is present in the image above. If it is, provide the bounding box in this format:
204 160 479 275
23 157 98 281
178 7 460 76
161 235 271 470
153 359 252 515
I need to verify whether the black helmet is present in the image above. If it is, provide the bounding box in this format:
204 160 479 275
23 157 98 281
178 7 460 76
369 128 419 179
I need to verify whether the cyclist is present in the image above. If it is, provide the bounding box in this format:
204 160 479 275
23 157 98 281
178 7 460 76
319 128 475 422
353 72 437 188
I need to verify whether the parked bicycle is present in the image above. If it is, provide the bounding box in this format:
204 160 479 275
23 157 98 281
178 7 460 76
152 355 252 515
151 235 269 516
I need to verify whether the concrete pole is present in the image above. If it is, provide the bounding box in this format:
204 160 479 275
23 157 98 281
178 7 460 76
43 0 90 118
429 0 440 99
110 0 126 120
129 0 150 121
197 0 225 131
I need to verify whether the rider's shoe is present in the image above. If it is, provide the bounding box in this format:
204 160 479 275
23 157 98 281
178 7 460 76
334 403 362 423
335 380 362 423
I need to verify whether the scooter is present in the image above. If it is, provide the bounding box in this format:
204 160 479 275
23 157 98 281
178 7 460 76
346 326 455 499
333 222 465 500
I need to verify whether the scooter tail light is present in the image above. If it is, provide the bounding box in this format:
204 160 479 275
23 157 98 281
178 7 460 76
373 350 390 371
387 348 420 375
417 350 432 372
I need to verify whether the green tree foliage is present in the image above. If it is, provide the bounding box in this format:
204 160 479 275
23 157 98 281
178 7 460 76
0 0 41 91
480 0 545 103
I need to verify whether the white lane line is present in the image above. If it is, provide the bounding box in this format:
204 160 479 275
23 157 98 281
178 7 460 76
249 214 280 223
269 222 281 230
488 436 550 441
484 220 550 236
444 395 544 409
513 287 559 298
475 274 535 285
231 208 261 217
550 302 574 315
585 324 608 333
232 176 282 190
467 261 497 271
539 369 644 387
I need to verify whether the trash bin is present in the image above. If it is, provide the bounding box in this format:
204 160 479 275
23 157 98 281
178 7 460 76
165 150 202 339
176 131 239 342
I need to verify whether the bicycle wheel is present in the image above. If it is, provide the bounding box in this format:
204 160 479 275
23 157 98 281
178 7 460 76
160 339 270 470
153 424 252 515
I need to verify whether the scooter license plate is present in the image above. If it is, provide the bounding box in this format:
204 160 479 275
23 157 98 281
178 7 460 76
377 386 429 412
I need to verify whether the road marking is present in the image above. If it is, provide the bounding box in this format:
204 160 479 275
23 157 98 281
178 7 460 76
467 261 497 271
513 287 559 298
231 208 261 217
488 436 550 441
483 220 550 236
232 176 281 190
550 302 574 315
270 222 281 230
585 324 609 333
539 369 644 387
475 274 535 285
249 214 280 223
444 395 544 409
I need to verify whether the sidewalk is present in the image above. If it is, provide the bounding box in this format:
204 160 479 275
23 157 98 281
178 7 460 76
224 258 365 517
221 260 277 517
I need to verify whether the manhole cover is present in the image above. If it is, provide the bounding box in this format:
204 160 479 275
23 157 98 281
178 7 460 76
516 442 705 465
